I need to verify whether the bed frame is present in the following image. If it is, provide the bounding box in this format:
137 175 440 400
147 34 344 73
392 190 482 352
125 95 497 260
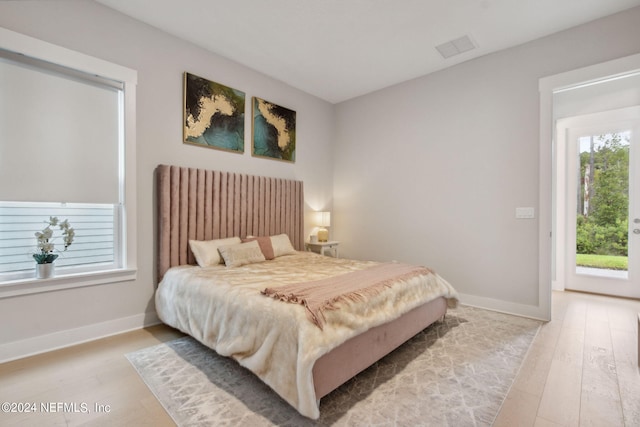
156 164 447 402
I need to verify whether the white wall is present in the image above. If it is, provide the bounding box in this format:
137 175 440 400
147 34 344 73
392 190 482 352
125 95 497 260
0 1 335 360
554 73 640 120
333 7 640 316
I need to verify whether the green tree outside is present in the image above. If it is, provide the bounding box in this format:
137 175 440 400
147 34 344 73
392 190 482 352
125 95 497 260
576 132 629 265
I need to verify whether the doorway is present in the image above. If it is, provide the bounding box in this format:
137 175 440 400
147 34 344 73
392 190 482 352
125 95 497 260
540 53 640 321
556 107 640 298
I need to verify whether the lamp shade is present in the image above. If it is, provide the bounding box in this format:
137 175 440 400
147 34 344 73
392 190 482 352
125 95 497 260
317 211 331 227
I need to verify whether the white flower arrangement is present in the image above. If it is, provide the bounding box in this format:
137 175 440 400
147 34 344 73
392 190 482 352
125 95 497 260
33 216 75 264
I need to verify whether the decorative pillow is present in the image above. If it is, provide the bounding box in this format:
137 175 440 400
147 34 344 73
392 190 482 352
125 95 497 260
270 233 297 258
242 236 275 260
189 237 242 267
218 240 266 268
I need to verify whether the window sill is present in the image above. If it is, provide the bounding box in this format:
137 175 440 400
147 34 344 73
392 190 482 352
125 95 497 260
0 268 137 299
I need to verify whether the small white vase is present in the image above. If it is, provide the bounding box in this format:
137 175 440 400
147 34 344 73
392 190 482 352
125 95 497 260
36 263 55 279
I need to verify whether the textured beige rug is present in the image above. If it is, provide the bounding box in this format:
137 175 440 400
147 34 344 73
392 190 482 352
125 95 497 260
127 305 540 426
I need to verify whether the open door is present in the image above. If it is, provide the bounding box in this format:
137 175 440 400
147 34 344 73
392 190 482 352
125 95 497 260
558 107 640 298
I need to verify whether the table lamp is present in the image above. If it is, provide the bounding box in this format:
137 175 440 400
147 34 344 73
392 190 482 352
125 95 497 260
317 211 330 242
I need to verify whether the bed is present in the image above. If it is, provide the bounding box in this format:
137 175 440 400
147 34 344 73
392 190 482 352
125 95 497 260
154 164 458 419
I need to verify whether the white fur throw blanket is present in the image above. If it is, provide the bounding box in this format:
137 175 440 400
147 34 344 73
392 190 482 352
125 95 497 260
155 252 458 419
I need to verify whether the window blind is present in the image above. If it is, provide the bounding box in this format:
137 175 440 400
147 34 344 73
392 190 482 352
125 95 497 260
0 49 121 204
0 202 116 275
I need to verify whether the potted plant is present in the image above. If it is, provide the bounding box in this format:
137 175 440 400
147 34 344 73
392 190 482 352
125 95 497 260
33 216 75 279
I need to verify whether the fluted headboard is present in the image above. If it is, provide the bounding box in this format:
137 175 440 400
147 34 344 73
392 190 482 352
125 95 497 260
156 164 304 281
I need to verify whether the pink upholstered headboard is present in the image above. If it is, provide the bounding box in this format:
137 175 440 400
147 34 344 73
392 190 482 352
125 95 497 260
156 164 304 281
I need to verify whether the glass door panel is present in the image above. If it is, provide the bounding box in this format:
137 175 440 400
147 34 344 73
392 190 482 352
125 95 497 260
564 107 640 298
575 132 629 279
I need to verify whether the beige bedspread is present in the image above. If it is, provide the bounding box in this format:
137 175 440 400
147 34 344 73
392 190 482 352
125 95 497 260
155 251 458 419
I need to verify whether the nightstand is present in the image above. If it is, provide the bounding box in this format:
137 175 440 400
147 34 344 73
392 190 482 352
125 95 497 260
305 241 339 258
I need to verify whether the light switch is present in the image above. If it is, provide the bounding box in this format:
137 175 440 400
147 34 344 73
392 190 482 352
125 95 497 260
515 207 535 219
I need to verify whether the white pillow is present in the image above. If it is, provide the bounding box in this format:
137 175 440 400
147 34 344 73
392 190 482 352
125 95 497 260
218 240 266 267
189 237 242 267
270 233 297 257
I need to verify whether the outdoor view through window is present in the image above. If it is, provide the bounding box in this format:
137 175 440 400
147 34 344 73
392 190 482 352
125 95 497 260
576 131 630 278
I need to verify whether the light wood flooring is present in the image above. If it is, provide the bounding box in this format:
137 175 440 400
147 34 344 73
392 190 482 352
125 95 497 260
494 290 640 427
0 290 638 426
0 325 184 426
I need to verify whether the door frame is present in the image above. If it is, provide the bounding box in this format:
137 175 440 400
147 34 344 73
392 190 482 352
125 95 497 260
539 52 640 320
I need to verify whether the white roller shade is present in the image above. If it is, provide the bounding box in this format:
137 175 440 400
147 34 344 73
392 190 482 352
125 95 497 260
0 54 121 204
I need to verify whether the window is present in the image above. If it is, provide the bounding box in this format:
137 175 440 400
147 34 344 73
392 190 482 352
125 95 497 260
0 28 137 297
0 202 118 280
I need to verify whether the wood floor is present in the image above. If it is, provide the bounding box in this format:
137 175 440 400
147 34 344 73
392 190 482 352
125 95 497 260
494 290 640 427
0 290 638 426
0 325 184 426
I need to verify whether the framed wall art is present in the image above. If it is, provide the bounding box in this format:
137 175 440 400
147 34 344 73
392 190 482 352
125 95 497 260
183 72 245 153
251 96 296 162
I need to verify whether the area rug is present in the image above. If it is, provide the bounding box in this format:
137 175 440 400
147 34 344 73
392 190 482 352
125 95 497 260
126 305 541 426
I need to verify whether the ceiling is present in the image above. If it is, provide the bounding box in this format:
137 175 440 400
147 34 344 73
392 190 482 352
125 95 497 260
96 0 640 104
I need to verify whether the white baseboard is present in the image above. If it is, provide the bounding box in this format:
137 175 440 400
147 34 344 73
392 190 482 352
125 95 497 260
458 292 549 321
0 312 161 364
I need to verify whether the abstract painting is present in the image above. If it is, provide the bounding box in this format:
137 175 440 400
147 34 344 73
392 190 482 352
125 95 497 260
183 72 245 153
251 97 296 162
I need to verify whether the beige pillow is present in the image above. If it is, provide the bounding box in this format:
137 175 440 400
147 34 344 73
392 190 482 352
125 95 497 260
189 237 242 267
270 233 296 257
218 240 266 267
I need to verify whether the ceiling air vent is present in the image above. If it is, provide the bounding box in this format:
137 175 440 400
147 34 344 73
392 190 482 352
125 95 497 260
436 35 476 59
